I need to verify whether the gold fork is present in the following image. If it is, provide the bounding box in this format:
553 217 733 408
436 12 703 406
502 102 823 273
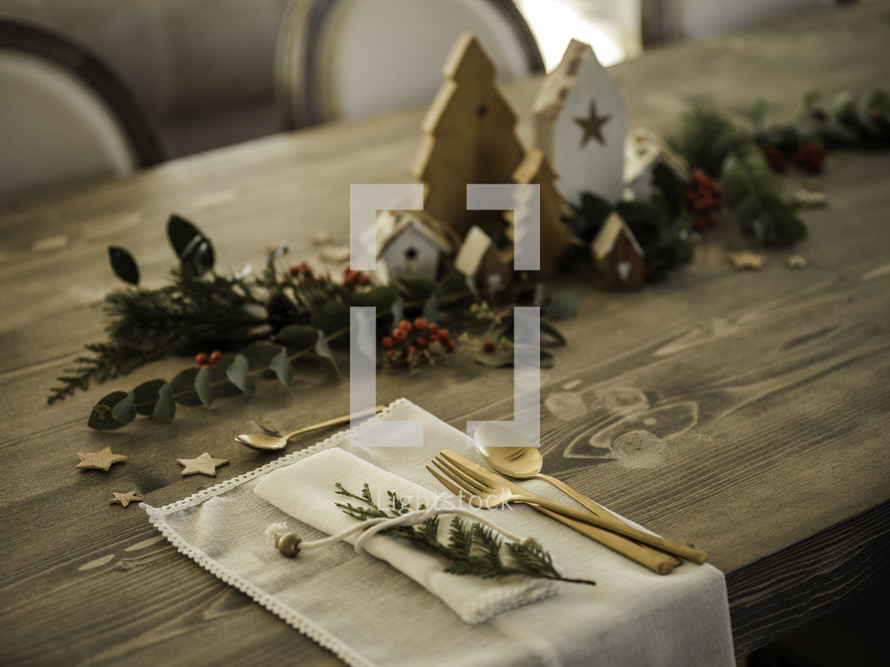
428 450 708 565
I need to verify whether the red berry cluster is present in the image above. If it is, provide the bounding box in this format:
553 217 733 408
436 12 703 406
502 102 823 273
195 350 223 369
794 141 825 174
684 169 722 230
286 261 326 285
381 318 456 368
342 265 370 288
764 146 787 174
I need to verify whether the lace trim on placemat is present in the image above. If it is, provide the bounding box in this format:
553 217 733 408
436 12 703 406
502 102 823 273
143 398 412 667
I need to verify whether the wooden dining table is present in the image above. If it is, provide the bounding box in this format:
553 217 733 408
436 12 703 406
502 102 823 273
2 2 889 664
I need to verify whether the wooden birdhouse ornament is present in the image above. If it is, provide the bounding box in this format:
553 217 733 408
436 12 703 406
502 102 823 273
591 212 645 289
413 33 526 239
533 39 627 206
454 225 513 291
510 148 572 279
624 128 689 201
375 210 453 285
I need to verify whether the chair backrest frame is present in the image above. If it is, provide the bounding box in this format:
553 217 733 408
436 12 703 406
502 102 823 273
0 19 166 168
277 0 544 129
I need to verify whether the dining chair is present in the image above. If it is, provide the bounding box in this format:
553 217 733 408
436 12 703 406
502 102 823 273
0 20 165 207
275 0 544 128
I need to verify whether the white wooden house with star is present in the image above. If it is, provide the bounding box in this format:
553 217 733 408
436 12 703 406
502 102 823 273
532 39 626 206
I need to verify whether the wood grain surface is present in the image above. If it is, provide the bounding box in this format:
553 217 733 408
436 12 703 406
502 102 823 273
2 3 889 663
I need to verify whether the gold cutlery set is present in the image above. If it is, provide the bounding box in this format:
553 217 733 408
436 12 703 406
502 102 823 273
236 410 707 574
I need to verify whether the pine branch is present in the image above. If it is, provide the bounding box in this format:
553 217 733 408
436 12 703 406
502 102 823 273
335 484 595 586
47 342 163 404
667 102 740 177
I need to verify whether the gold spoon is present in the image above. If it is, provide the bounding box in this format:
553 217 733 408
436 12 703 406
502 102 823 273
472 423 684 571
235 405 386 450
473 423 612 513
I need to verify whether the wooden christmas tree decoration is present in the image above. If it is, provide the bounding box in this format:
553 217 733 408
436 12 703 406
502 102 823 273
533 39 627 206
591 212 646 289
510 148 573 279
413 33 526 239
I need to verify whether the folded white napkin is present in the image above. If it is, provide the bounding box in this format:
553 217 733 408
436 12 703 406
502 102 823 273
145 399 734 667
254 447 557 623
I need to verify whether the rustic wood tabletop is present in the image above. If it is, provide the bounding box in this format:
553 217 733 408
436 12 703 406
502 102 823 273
1 2 888 664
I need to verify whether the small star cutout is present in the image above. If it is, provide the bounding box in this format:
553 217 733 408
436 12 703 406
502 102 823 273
787 254 808 269
727 251 766 270
177 452 229 477
77 447 128 471
574 101 611 148
109 491 142 507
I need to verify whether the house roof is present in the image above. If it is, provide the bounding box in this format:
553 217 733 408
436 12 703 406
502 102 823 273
624 127 689 184
532 39 607 122
592 211 643 259
455 225 503 276
376 210 455 257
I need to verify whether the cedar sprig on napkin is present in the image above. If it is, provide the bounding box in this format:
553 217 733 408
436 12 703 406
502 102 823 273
334 483 595 587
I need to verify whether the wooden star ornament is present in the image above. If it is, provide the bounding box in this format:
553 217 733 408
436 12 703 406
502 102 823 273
77 447 127 471
574 101 611 148
727 251 766 270
177 452 229 477
109 491 142 507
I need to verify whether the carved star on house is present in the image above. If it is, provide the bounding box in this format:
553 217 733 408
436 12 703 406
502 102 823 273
109 491 142 507
177 452 229 477
76 447 128 471
574 101 611 148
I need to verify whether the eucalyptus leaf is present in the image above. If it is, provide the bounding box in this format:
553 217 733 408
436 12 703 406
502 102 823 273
269 348 293 387
540 320 567 346
133 379 166 415
310 303 350 338
108 246 140 285
194 367 213 406
207 355 243 397
171 367 203 406
544 292 579 320
241 340 286 370
348 285 399 310
167 214 214 272
226 354 255 396
88 390 130 430
475 354 514 368
153 383 176 421
314 331 340 376
533 283 547 308
422 292 439 323
276 324 320 350
111 391 136 425
391 298 405 326
397 278 438 302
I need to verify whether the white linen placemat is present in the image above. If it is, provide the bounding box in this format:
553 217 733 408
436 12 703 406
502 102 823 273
254 447 558 623
145 399 734 667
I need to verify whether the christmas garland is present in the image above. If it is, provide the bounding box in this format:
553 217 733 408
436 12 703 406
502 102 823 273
51 215 572 430
50 89 889 430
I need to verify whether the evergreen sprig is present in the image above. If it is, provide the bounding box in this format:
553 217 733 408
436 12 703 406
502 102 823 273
335 483 595 586
47 342 164 405
668 102 807 246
